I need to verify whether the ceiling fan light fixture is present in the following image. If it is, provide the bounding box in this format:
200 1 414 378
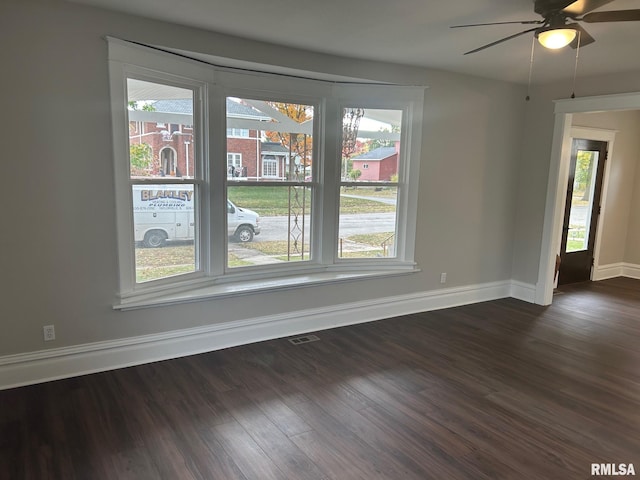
537 27 577 49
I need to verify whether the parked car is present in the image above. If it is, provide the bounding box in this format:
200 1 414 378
132 185 260 247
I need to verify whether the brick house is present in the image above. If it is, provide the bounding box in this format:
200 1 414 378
260 142 290 179
129 98 289 180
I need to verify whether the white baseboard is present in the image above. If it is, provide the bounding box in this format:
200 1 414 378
510 280 537 303
622 263 640 279
0 280 516 390
593 262 625 281
593 262 640 281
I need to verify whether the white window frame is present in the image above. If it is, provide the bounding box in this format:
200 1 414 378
108 38 424 309
227 128 250 138
261 155 279 178
227 153 242 169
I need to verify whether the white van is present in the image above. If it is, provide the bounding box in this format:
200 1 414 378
132 185 260 247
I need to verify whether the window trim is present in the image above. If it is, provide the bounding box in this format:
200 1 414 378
108 38 424 308
226 127 250 138
261 156 279 178
227 152 242 169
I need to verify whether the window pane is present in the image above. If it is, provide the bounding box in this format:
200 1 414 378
226 97 314 182
566 149 599 253
338 186 397 258
341 108 401 183
133 184 196 282
127 79 196 179
339 108 402 258
227 186 312 267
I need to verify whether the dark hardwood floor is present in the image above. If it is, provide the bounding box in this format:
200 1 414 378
1 277 639 479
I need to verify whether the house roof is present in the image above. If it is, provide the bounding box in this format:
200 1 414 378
150 99 193 114
352 146 397 161
261 142 289 154
129 84 313 135
227 99 271 119
151 98 270 120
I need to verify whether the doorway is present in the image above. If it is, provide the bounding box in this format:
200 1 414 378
160 148 176 176
536 91 640 305
558 138 607 285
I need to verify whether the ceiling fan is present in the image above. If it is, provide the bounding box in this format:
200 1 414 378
452 0 640 54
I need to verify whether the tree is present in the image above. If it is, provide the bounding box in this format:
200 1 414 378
264 102 313 179
349 169 362 181
575 151 595 201
342 108 365 179
367 125 399 151
129 142 153 176
128 101 156 112
128 101 157 176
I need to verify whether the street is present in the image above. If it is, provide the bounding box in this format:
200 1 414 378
253 212 396 242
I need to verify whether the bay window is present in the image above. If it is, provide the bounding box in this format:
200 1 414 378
108 38 424 308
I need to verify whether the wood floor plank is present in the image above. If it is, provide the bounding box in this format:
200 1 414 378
1 278 639 479
209 420 286 480
356 404 474 480
215 388 328 480
289 430 371 480
288 399 417 480
416 382 593 479
299 380 459 480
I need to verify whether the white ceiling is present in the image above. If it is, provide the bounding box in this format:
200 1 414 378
69 0 640 85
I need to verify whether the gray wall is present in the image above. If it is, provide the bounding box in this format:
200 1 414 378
511 73 640 286
627 145 640 265
572 111 640 266
0 0 525 357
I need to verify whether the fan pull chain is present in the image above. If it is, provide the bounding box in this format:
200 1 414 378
526 36 536 101
571 30 582 99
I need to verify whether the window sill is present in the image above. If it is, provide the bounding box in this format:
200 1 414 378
114 265 420 311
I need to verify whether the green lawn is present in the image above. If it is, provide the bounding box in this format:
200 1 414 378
228 186 311 216
237 240 310 256
339 196 395 214
234 232 394 262
566 240 586 252
135 245 250 282
348 232 395 247
228 186 395 216
340 185 397 199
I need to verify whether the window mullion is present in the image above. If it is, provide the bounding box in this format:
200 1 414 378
208 85 227 275
396 103 422 262
317 97 340 265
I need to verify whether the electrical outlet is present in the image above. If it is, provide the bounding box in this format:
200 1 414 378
43 325 55 342
440 272 447 284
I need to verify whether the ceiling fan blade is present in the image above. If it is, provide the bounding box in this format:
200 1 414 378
451 20 541 28
562 0 614 16
535 0 576 16
463 27 540 55
568 23 595 48
582 9 640 22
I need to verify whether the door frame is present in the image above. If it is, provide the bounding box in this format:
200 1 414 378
558 134 612 285
535 92 640 305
